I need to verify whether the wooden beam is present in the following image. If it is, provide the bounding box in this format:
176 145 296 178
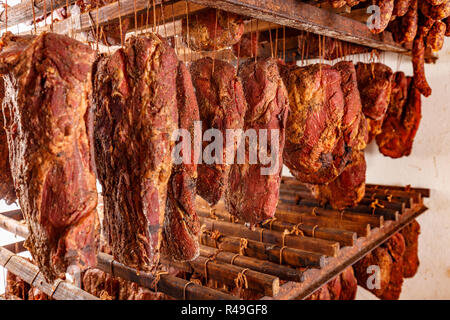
0 0 76 30
0 246 99 300
186 0 407 53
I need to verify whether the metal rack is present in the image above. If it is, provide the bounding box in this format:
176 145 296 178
0 179 429 300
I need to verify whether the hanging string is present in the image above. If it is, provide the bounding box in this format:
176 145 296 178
133 0 138 36
153 0 157 33
283 25 286 62
146 0 151 33
212 8 218 73
274 27 278 59
184 1 190 62
160 0 167 38
43 0 46 27
117 0 124 47
268 23 273 58
31 0 37 34
171 1 177 51
255 19 259 63
50 0 54 31
95 2 100 51
4 0 8 32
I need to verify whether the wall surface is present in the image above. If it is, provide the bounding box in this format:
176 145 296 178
0 37 449 300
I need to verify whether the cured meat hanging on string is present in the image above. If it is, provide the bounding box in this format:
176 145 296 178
0 32 99 281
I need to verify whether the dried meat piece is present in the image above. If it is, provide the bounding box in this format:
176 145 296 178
93 34 178 271
400 219 421 278
356 62 394 120
327 276 342 300
444 17 450 35
427 20 446 51
232 33 258 58
340 266 358 300
377 75 422 158
190 58 247 206
393 0 411 17
311 150 366 210
183 8 244 51
354 246 393 296
366 116 385 143
284 64 345 184
420 0 450 21
378 233 406 300
412 35 432 97
306 284 331 300
329 0 347 8
0 78 16 204
0 32 99 281
370 0 395 34
163 62 201 261
226 58 288 224
391 0 418 44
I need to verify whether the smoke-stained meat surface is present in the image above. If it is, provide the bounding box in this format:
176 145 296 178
0 32 98 281
93 34 178 271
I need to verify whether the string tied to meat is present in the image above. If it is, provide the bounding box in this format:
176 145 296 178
183 281 195 300
239 238 248 256
151 271 169 292
386 194 393 202
262 217 277 230
50 279 64 299
234 268 249 290
370 199 384 214
312 225 319 238
203 258 213 284
311 207 318 216
210 230 222 249
279 246 287 265
291 223 304 237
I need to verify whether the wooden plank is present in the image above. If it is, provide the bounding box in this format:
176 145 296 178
0 246 98 300
187 0 407 52
0 0 76 30
97 252 238 300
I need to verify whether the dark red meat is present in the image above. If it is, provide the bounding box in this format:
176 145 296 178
311 150 366 210
376 75 422 158
225 58 289 224
284 64 345 184
93 34 178 271
183 8 244 51
401 219 421 278
0 78 16 204
163 62 201 261
356 62 394 120
0 32 99 281
190 57 246 205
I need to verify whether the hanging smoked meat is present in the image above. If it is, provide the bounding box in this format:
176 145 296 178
284 64 346 185
356 62 394 120
378 233 406 300
401 219 421 278
339 266 358 300
77 0 130 46
327 275 342 300
370 0 395 34
232 33 258 58
310 150 366 210
420 0 450 21
296 33 371 61
376 75 422 158
427 20 447 51
0 32 99 281
225 58 289 224
0 78 16 204
162 62 201 262
190 57 247 206
354 246 393 297
354 233 406 300
93 34 178 271
366 116 385 143
390 0 418 44
183 8 244 51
